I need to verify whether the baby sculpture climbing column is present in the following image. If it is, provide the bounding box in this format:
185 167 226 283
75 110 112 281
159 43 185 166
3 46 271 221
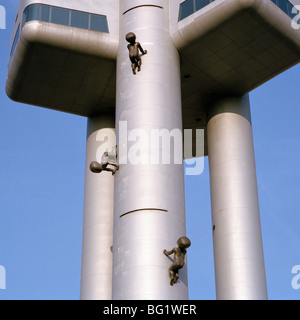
112 0 189 300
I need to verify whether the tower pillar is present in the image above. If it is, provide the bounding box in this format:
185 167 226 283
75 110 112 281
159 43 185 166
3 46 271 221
112 0 188 299
207 95 268 300
80 115 115 300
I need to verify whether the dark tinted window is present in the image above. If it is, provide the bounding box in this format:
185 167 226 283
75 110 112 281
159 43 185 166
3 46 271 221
196 0 211 11
271 0 296 18
179 0 194 21
90 14 109 32
23 4 109 33
10 24 20 62
51 6 70 26
71 10 89 29
41 5 50 22
23 3 40 25
278 0 288 12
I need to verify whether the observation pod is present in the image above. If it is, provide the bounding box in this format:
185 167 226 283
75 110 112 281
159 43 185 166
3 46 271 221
6 0 300 300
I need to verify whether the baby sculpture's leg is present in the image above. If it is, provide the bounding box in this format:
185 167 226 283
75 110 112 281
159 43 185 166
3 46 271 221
137 57 142 72
132 63 136 74
130 57 137 74
169 269 175 286
174 272 179 284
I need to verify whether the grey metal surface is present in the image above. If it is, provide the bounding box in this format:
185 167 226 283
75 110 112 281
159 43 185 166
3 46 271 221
112 0 188 300
6 0 118 117
175 0 300 150
80 115 115 300
6 0 297 300
6 21 117 116
207 96 268 300
6 0 300 156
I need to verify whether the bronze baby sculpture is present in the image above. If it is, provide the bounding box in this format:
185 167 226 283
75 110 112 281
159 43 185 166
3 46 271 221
126 32 147 75
164 236 191 286
90 151 119 176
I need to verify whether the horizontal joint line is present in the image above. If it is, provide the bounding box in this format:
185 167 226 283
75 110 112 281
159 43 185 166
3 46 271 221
123 5 163 15
120 208 168 218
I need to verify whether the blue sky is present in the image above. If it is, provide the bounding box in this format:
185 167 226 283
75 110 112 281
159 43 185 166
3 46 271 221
0 0 299 300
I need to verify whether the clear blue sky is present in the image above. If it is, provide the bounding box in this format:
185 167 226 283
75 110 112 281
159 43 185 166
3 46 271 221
0 0 299 300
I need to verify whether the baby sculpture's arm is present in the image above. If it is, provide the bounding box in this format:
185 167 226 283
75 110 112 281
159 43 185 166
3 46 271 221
163 248 175 256
138 42 147 55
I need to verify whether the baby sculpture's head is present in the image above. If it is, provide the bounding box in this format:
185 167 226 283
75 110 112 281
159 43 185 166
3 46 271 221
126 32 136 45
90 161 102 173
177 236 191 249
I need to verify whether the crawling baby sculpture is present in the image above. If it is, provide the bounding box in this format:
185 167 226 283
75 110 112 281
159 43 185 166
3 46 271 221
163 236 191 286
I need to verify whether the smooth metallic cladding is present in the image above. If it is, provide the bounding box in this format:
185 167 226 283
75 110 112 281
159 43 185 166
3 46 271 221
6 0 300 123
6 0 300 300
80 116 115 300
207 96 268 300
112 0 188 300
8 4 109 63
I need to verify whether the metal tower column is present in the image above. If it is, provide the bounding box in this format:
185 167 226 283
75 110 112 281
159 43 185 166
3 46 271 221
207 95 268 300
80 115 115 300
112 0 188 299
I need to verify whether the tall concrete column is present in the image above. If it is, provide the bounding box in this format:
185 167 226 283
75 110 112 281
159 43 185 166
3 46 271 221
207 95 268 300
80 115 115 300
112 0 188 300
